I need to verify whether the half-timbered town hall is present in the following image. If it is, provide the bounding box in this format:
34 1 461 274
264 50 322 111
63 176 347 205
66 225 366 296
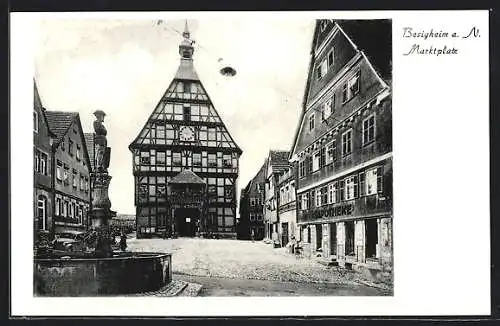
129 22 242 239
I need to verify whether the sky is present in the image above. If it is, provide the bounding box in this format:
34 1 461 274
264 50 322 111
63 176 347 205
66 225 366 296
34 18 314 214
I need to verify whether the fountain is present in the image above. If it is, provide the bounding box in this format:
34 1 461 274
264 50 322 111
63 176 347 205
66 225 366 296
34 111 172 296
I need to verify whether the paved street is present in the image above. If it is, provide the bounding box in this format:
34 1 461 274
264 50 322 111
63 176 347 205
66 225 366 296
128 238 391 296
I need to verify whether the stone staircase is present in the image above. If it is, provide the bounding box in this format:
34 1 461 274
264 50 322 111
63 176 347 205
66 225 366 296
316 256 339 267
126 280 203 297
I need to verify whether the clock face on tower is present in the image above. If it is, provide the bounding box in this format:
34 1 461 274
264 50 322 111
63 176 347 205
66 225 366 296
179 126 195 142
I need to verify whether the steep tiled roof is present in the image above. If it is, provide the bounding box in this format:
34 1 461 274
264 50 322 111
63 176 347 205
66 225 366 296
44 111 78 144
335 19 392 84
169 169 205 184
84 133 95 172
269 150 290 167
174 58 200 81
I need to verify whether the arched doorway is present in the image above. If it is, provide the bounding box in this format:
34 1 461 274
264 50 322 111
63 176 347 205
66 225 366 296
174 207 200 237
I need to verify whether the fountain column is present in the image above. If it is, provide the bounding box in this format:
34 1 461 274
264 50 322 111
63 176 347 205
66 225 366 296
90 110 115 257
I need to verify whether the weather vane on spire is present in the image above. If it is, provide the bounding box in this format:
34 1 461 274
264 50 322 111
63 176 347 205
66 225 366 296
183 19 190 39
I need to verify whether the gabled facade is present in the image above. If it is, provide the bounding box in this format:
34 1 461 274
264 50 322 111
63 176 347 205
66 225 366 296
34 81 54 237
289 19 393 277
129 23 242 239
263 150 290 242
277 164 297 247
238 159 267 240
45 111 93 234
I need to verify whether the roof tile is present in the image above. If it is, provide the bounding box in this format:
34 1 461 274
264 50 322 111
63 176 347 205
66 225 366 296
44 111 78 143
84 133 95 172
169 169 205 184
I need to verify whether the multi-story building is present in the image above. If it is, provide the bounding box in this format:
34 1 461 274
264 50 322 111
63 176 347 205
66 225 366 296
238 159 267 240
289 19 393 276
129 23 242 239
263 150 290 241
34 81 55 238
45 110 93 234
277 164 297 247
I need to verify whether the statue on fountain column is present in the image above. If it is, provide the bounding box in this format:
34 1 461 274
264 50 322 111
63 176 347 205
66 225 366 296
91 110 114 257
93 110 110 173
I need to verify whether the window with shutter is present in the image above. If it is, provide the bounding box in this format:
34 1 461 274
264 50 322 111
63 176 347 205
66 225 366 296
316 66 322 80
321 60 328 77
353 175 359 198
309 114 315 131
322 97 333 120
326 141 336 164
301 194 308 210
363 114 376 145
342 129 352 156
345 177 355 200
307 155 313 174
320 147 326 168
365 168 378 195
321 186 328 205
342 70 361 103
299 160 306 178
359 172 365 196
328 48 334 67
312 151 320 171
342 84 348 103
377 166 384 193
339 180 345 201
328 183 335 204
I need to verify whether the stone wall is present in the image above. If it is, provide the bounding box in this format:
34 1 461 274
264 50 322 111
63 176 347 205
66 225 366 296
34 253 172 296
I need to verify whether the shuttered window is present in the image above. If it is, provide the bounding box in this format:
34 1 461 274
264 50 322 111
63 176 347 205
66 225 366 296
359 172 366 196
319 147 326 168
377 166 384 193
353 175 359 198
339 180 345 201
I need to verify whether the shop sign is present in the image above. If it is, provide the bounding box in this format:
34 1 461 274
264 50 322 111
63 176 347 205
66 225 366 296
301 203 354 221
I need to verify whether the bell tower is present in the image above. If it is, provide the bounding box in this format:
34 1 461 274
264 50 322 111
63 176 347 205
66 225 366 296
179 20 194 59
129 19 242 239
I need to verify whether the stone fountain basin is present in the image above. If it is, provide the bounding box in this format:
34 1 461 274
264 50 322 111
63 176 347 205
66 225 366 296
34 252 172 296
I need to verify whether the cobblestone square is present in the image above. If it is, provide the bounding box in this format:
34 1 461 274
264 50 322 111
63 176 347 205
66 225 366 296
128 237 392 296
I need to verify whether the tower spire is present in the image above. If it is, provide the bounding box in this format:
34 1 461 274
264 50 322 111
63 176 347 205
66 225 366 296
183 19 190 38
179 19 194 59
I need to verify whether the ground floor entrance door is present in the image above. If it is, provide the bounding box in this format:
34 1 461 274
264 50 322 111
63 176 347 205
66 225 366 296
365 218 378 259
281 222 289 246
175 208 200 237
330 223 337 256
315 224 323 251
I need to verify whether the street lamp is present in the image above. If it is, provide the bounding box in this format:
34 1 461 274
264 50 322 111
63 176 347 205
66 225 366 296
218 58 237 77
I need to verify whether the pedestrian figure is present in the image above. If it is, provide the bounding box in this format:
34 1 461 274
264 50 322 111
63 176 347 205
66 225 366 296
251 229 255 242
119 232 127 251
272 230 279 248
290 235 296 254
